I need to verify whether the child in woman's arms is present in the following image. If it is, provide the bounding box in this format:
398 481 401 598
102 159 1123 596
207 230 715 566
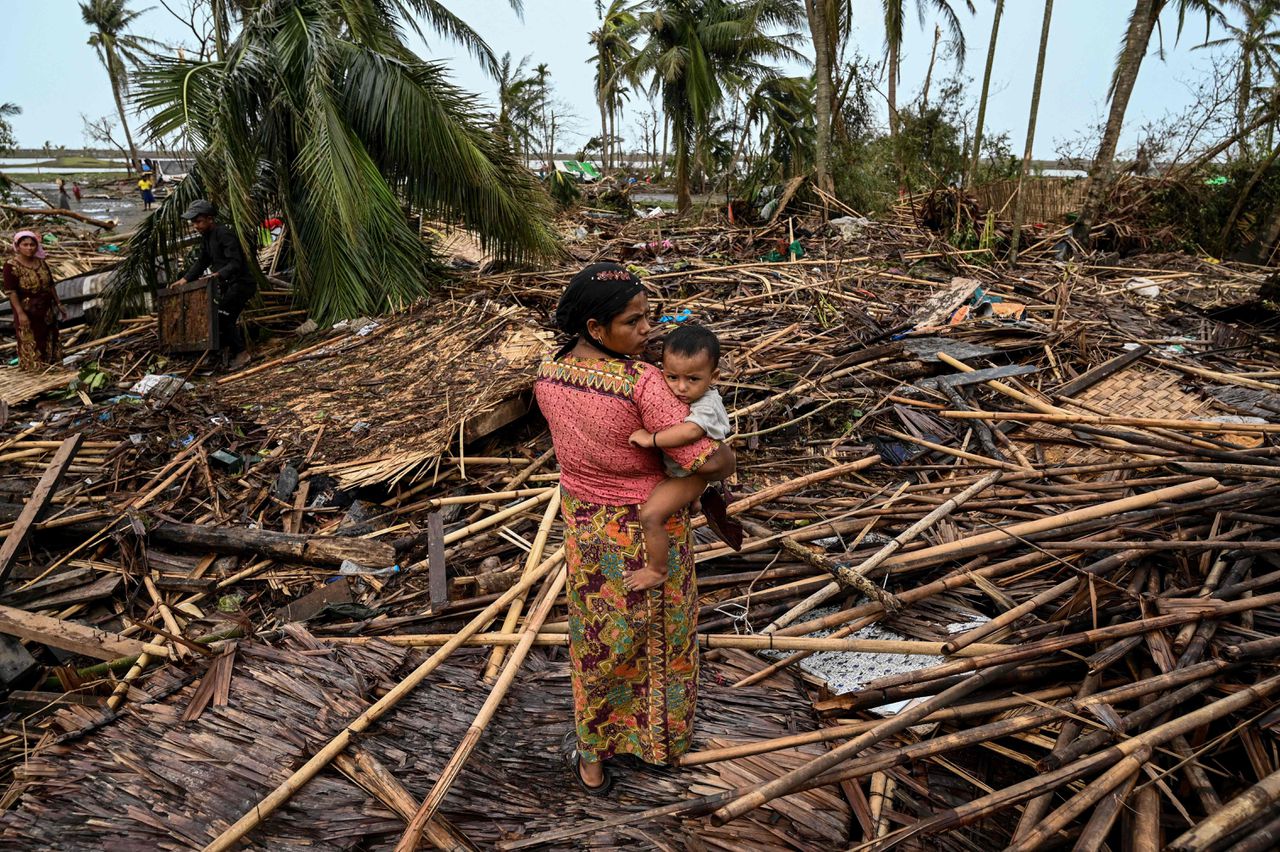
626 324 730 591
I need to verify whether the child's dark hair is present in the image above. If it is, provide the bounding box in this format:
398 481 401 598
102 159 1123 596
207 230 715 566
664 323 720 367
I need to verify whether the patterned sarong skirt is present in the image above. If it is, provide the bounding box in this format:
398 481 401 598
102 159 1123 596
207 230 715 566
561 492 699 766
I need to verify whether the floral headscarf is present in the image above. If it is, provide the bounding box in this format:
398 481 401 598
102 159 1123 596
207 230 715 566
12 231 47 260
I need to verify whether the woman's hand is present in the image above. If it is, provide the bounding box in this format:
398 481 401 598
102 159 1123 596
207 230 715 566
628 429 655 448
696 444 736 483
56 303 68 321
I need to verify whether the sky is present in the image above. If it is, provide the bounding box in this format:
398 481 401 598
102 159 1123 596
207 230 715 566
1 0 1242 160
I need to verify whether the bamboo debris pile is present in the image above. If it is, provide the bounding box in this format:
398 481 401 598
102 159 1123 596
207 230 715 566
0 209 1277 849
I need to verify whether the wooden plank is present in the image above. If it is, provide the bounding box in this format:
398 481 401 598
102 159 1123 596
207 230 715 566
428 512 447 607
22 573 122 610
275 578 354 623
917 365 1040 390
0 604 150 661
1053 345 1151 397
0 434 83 589
463 394 531 444
0 567 94 606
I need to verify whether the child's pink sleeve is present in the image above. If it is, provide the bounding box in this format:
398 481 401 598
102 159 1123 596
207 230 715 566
635 366 719 472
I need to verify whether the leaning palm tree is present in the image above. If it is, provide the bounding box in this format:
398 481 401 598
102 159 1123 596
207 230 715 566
79 0 164 174
629 0 806 214
1072 0 1225 245
104 0 559 326
748 75 817 181
882 0 975 140
1195 0 1280 159
966 0 1004 188
590 0 640 172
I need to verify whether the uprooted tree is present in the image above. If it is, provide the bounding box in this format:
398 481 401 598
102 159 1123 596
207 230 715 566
103 0 561 328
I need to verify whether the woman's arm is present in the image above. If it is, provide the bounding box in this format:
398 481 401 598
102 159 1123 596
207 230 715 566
2 265 25 327
629 421 705 449
6 291 27 327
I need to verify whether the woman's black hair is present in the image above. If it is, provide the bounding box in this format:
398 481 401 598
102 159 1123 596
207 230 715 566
553 262 646 359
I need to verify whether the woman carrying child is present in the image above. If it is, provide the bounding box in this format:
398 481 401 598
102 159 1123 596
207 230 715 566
535 263 736 794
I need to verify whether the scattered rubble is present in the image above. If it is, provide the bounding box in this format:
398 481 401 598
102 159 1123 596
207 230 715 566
0 202 1278 849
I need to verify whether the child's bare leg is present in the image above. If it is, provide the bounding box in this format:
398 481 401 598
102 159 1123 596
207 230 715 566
626 475 706 592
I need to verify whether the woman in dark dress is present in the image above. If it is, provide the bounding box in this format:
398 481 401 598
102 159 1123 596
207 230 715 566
3 231 64 370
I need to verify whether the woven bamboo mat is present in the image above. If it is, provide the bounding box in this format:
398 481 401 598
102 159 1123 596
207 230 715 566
1073 367 1213 420
1021 366 1220 467
0 366 75 406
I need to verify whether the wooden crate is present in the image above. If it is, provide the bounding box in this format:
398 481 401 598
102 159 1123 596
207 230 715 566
157 277 219 353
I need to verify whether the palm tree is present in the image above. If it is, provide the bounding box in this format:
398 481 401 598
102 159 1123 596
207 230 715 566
0 103 19 155
629 0 806 214
966 0 1003 187
1195 1 1280 159
590 1 640 172
531 62 554 169
882 0 975 140
496 52 541 161
1010 0 1054 262
79 0 164 175
105 0 559 327
746 75 816 180
802 0 842 193
1073 0 1224 244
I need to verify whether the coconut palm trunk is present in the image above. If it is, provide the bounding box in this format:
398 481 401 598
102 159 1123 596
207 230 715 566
967 0 1004 188
887 39 900 139
1010 0 1055 262
107 45 140 174
599 99 610 170
675 120 692 213
805 0 835 193
1073 0 1158 244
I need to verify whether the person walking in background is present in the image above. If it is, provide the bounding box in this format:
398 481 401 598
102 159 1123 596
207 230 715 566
138 174 155 211
3 231 65 370
72 182 82 204
169 200 258 370
56 179 70 210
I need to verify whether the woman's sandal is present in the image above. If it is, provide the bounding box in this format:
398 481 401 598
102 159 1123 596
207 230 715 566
561 731 614 796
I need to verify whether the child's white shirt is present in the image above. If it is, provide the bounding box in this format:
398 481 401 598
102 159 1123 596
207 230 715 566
663 388 730 478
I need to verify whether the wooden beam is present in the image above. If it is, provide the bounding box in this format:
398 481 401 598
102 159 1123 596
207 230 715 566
0 434 83 588
0 604 153 661
1053 345 1150 398
428 512 447 607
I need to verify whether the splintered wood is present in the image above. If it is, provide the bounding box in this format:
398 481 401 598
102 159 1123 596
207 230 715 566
0 209 1278 851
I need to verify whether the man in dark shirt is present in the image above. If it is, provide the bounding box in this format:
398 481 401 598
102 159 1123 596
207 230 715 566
170 199 258 370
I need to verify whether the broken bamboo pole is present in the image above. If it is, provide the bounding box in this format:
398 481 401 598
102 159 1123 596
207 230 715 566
845 586 1280 697
711 661 1025 825
325 632 1009 655
878 476 1220 573
941 409 1280 434
869 673 1280 851
1167 766 1280 852
482 486 560 680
